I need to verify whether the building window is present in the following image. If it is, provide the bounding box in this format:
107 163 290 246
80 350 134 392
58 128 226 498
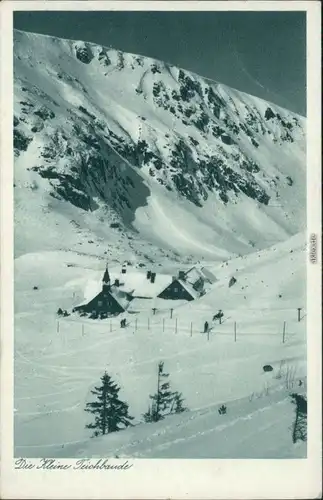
174 287 178 292
98 301 103 307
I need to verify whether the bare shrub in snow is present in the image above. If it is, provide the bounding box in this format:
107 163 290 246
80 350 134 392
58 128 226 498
218 404 227 415
285 365 298 390
274 360 286 379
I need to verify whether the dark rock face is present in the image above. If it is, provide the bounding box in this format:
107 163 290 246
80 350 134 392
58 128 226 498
265 107 276 120
229 276 237 287
206 87 225 119
221 134 235 146
75 44 94 64
98 48 111 66
14 129 32 154
29 118 150 223
151 63 161 74
13 36 305 234
136 68 303 207
34 106 55 120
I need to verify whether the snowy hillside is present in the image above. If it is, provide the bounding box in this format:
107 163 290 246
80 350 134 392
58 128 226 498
14 234 306 458
14 29 306 260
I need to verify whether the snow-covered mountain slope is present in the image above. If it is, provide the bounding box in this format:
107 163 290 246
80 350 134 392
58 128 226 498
14 233 306 458
14 30 306 259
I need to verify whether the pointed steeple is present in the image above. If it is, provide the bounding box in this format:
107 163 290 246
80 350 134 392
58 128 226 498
102 264 111 290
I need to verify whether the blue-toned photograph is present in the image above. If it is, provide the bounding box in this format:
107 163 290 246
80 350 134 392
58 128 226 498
13 10 307 459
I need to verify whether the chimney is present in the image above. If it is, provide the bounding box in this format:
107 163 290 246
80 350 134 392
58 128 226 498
147 270 151 280
178 270 186 281
150 272 156 283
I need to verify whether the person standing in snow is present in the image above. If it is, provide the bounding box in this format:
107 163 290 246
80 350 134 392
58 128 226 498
204 321 209 333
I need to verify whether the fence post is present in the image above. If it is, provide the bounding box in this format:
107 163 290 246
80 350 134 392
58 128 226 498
57 320 60 333
175 318 178 334
135 318 138 331
163 318 165 332
148 317 150 330
190 322 193 337
282 321 286 343
170 308 173 319
297 308 302 322
110 320 112 332
234 321 237 342
82 324 84 336
207 328 210 341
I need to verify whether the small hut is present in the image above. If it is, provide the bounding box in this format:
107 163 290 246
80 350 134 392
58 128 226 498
157 267 209 301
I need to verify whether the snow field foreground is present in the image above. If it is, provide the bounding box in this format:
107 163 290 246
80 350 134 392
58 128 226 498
14 235 306 458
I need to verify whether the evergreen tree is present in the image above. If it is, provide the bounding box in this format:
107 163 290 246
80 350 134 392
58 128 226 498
171 391 187 414
143 362 187 423
291 393 307 443
143 403 158 423
85 371 134 437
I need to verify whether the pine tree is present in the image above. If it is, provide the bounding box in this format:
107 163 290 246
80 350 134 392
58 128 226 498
291 393 307 443
171 391 187 414
85 372 134 437
143 362 187 423
143 403 159 423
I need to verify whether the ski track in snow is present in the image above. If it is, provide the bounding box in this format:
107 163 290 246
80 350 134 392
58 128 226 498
114 397 291 457
14 392 292 453
16 402 81 418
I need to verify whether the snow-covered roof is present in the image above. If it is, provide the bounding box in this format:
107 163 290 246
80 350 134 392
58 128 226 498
74 276 103 308
111 271 171 298
74 270 173 311
75 267 214 312
200 267 217 284
127 297 154 313
177 279 200 299
110 286 132 310
184 267 202 285
175 266 215 297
